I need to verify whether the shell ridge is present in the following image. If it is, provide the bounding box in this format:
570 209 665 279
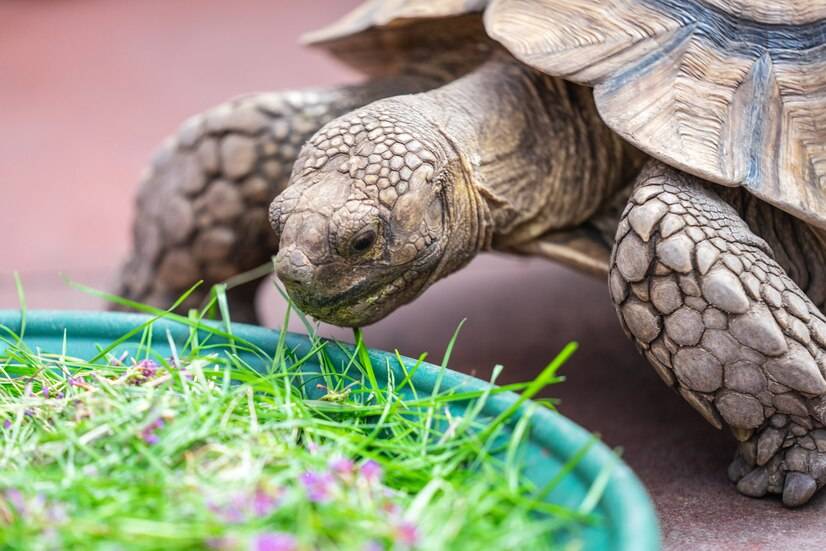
598 23 696 95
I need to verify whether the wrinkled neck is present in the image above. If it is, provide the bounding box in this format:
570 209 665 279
402 52 634 247
428 152 494 287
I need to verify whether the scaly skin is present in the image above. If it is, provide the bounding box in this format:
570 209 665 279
270 53 634 326
611 161 826 506
116 78 434 322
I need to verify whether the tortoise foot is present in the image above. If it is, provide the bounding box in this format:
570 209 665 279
729 419 826 507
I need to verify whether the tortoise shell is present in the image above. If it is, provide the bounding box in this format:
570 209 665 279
307 0 826 231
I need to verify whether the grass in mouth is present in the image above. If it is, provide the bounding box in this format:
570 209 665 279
0 282 600 550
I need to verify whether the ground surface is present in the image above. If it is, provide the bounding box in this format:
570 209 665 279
1 1 824 548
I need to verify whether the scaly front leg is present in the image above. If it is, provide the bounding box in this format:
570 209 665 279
611 161 826 507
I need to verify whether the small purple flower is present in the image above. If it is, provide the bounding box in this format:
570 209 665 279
394 521 419 547
382 499 400 516
68 376 90 389
3 419 11 430
207 497 244 524
299 471 335 503
252 487 280 517
130 359 160 385
5 489 25 514
229 493 250 522
42 386 50 398
360 460 382 483
140 418 165 445
138 359 159 378
329 457 355 478
207 485 281 523
250 532 298 551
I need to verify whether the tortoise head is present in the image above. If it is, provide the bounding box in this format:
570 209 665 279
269 99 485 327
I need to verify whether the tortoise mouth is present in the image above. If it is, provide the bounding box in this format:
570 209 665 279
284 274 390 315
281 244 443 327
284 277 397 327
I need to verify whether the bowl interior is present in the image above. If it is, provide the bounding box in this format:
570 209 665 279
0 310 660 550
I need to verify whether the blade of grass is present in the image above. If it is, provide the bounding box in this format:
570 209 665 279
13 272 26 343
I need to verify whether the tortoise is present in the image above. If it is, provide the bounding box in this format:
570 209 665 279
119 0 826 506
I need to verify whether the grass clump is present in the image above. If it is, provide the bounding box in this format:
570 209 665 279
0 287 597 550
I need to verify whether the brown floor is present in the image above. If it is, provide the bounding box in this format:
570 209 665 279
1 1 825 549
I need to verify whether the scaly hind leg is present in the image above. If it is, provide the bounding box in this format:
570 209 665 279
611 161 826 507
116 79 431 323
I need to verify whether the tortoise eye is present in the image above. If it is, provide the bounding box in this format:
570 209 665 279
349 229 377 256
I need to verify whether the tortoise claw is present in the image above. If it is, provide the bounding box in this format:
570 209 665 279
783 472 817 507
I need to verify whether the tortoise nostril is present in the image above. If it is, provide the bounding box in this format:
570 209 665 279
275 248 314 287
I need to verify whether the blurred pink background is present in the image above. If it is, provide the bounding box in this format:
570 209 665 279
1 1 823 548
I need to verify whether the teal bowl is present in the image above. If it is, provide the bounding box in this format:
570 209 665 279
0 310 660 550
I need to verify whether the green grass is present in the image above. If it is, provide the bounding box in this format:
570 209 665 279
0 283 598 550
